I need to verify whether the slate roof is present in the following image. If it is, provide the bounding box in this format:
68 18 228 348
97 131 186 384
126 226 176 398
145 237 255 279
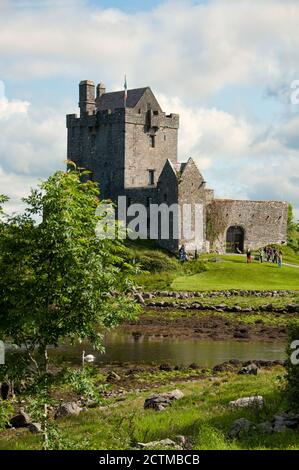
96 87 148 110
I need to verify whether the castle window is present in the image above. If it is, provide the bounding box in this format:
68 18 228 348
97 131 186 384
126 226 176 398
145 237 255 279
150 135 155 148
164 193 167 202
148 169 155 185
164 134 167 141
127 197 132 207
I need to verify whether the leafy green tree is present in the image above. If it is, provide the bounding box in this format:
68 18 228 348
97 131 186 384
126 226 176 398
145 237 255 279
0 166 139 373
287 203 299 252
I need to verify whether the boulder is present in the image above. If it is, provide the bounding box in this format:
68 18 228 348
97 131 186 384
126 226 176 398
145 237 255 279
10 410 31 428
256 422 273 434
238 363 259 375
134 293 145 305
229 395 264 409
227 418 252 439
54 402 82 419
28 422 42 434
272 412 299 431
136 438 183 450
144 389 184 411
159 363 173 371
106 371 121 382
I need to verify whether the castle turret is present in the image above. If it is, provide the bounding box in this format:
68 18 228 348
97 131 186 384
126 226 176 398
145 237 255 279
79 80 95 116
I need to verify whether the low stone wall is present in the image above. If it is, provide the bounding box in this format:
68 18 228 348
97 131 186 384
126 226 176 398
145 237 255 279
141 290 297 299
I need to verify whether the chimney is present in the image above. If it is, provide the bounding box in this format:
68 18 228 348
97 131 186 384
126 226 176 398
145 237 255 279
95 82 106 109
79 80 95 116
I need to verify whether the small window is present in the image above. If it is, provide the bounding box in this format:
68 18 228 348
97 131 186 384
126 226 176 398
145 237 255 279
164 134 167 141
148 169 155 185
150 135 155 148
164 193 167 202
146 197 153 207
127 197 132 207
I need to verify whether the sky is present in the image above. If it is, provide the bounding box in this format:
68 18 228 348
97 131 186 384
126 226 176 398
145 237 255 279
0 0 299 217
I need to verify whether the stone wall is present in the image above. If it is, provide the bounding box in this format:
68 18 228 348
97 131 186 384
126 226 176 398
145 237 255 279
124 108 179 190
206 199 288 252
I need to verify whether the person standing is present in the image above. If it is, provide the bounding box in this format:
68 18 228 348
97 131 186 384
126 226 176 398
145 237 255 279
278 251 283 268
258 248 263 263
178 244 188 263
246 248 252 264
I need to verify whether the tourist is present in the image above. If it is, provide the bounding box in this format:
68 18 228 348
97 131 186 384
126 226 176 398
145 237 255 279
178 244 188 262
272 249 278 264
266 247 271 262
278 251 283 268
246 248 252 263
258 247 263 263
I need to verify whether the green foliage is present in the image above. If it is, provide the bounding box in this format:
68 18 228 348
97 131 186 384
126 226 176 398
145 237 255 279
285 324 299 410
0 349 32 393
287 204 299 253
0 399 14 432
0 167 140 373
60 367 104 403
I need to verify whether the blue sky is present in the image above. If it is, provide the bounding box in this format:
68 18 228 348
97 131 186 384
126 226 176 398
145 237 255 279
1 0 299 217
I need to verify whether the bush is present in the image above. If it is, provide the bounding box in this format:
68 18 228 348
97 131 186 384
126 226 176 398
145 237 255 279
285 324 299 410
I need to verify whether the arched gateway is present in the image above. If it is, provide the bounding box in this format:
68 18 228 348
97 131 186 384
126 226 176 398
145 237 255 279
226 226 244 253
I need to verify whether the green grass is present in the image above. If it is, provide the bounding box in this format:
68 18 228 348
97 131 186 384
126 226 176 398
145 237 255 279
130 241 299 292
1 368 299 450
172 255 299 291
144 307 299 327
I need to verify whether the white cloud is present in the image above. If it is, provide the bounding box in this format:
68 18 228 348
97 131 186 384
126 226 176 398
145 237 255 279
0 95 65 211
0 0 299 218
1 0 299 100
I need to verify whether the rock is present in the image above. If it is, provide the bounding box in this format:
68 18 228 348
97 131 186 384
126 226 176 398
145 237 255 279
28 422 42 434
10 410 31 428
144 389 184 411
106 371 121 382
134 293 145 304
54 402 82 419
175 435 193 450
272 412 299 431
238 363 259 375
159 363 173 371
229 396 264 409
256 422 273 434
136 438 183 450
189 362 201 370
227 418 252 439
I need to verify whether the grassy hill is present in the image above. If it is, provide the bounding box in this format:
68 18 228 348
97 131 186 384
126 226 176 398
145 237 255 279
129 242 299 292
172 254 299 291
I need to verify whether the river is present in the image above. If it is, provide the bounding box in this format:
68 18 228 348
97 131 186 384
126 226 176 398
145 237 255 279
50 332 286 367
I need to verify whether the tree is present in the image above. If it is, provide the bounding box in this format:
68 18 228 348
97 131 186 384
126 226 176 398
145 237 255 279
287 203 299 253
0 166 139 373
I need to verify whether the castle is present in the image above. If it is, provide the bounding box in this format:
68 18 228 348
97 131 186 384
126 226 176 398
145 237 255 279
66 80 288 253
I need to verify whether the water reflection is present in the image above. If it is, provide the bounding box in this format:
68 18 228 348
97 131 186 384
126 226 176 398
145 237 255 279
49 332 286 367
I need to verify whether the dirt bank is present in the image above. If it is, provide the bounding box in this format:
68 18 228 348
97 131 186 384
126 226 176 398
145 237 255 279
124 309 287 342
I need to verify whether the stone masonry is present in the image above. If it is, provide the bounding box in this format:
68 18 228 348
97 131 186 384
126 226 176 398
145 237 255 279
67 80 288 253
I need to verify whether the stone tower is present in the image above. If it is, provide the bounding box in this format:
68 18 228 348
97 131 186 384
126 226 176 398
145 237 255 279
67 80 179 205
